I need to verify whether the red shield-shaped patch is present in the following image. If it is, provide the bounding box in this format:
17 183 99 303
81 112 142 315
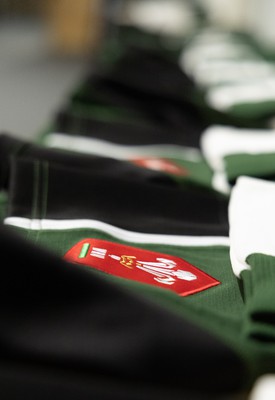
64 239 220 296
131 157 188 176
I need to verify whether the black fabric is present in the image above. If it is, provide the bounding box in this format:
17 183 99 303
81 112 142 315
70 47 209 146
0 133 175 191
0 223 246 399
53 108 203 147
94 46 197 102
53 107 203 148
0 133 29 189
7 156 229 236
71 75 207 146
0 135 229 237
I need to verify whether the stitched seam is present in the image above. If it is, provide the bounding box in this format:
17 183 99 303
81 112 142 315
28 161 40 238
30 161 41 242
38 161 49 242
41 161 49 219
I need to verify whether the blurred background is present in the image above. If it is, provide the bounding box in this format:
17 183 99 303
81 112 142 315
0 0 104 139
1 0 275 139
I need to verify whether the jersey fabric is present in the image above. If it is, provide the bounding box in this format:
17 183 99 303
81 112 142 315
3 17 275 400
2 133 275 399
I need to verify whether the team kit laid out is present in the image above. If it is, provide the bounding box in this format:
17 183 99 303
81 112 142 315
3 23 275 399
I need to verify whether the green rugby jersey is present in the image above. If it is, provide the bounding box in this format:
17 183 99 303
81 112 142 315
3 134 275 398
4 21 275 400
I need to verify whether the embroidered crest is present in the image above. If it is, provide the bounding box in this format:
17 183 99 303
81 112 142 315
64 239 220 296
131 157 188 176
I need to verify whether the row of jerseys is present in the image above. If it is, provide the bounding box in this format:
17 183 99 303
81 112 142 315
40 24 275 196
2 23 275 399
